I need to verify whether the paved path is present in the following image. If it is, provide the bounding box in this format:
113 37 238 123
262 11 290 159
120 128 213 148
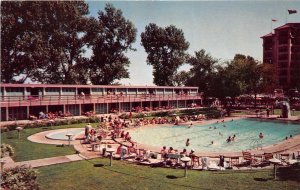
3 154 89 169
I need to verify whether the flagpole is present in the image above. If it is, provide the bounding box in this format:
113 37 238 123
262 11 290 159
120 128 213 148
271 20 273 33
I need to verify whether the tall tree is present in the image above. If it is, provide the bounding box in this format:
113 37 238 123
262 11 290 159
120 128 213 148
210 64 242 101
186 49 218 96
1 1 38 83
86 4 137 85
141 24 189 86
229 54 277 107
174 71 191 86
1 1 90 84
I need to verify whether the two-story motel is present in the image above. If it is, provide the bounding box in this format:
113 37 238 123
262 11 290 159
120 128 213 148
0 84 202 121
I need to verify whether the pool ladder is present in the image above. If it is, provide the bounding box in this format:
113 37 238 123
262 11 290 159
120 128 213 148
249 139 263 150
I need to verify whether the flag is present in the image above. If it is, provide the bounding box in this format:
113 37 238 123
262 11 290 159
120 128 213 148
288 9 297 14
272 19 277 22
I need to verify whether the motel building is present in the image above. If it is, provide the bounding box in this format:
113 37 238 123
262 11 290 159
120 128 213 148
0 84 203 121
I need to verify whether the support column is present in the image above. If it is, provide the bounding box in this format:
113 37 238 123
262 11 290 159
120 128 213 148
93 103 96 114
63 104 66 114
79 104 82 116
6 107 9 121
42 87 46 96
26 106 30 119
46 105 48 113
106 103 109 114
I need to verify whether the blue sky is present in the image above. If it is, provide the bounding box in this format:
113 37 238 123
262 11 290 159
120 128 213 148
86 1 300 85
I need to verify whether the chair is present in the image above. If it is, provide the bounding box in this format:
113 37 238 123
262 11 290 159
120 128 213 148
280 153 290 163
257 153 273 167
167 153 183 166
191 155 201 168
242 151 258 167
201 157 224 171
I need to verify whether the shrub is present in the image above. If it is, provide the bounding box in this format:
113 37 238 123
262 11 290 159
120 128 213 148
88 116 100 123
1 165 39 190
119 113 129 119
1 143 15 158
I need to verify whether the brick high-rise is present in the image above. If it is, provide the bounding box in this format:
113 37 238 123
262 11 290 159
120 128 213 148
261 23 300 90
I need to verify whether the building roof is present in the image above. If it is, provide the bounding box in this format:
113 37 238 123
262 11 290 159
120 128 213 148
0 83 198 90
260 33 274 38
274 23 300 31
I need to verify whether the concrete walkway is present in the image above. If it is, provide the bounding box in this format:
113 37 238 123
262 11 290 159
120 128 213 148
3 154 89 169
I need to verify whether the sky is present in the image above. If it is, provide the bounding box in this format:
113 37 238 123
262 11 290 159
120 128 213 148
86 1 300 85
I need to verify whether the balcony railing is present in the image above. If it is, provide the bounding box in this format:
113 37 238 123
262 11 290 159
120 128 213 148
0 94 203 107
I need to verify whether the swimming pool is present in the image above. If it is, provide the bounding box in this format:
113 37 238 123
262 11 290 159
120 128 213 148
130 119 300 152
46 128 84 141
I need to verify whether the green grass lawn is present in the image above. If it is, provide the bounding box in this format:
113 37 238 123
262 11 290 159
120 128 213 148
1 123 89 162
37 158 300 190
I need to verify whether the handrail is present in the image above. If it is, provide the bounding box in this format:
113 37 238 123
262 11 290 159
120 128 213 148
0 94 202 106
249 138 263 150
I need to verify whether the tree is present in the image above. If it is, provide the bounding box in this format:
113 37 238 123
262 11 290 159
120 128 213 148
228 54 277 107
1 1 37 83
186 49 218 96
1 1 90 84
86 4 137 85
174 71 191 86
210 64 242 101
141 24 189 86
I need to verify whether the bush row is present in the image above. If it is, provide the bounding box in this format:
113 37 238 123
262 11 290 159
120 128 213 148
1 116 101 133
119 107 221 119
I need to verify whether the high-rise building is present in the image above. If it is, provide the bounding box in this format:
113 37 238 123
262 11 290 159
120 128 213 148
261 23 300 90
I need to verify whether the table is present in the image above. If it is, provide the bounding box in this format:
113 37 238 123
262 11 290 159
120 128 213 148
269 158 281 180
225 156 239 168
16 127 23 139
106 148 115 166
181 156 191 178
66 133 73 146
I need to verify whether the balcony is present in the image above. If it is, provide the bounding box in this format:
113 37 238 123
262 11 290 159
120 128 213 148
0 94 203 108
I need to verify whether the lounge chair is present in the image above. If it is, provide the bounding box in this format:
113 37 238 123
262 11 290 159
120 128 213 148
201 157 225 171
255 153 274 167
242 151 258 167
167 153 183 166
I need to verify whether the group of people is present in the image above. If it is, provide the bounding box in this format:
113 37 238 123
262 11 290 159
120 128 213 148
160 146 196 159
226 134 236 143
34 110 72 120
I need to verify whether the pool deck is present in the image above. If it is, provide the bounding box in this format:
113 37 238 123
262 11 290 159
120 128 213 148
3 114 300 170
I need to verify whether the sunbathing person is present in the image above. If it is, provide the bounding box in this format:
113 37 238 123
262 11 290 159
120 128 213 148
189 149 196 157
168 147 175 153
180 149 188 156
161 146 168 160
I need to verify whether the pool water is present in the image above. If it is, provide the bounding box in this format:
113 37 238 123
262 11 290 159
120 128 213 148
46 128 84 141
130 119 300 152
